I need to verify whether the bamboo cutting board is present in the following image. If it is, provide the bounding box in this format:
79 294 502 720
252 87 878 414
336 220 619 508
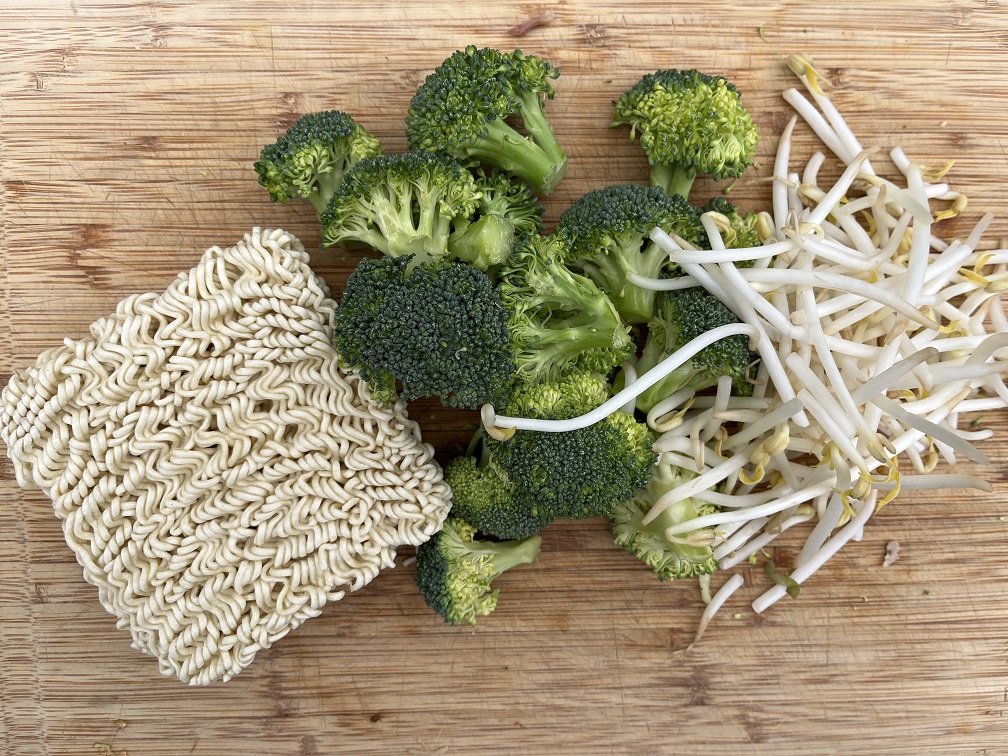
4 1 1008 753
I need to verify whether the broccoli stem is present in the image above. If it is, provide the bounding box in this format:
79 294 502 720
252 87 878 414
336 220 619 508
515 314 629 384
467 119 565 196
633 333 707 412
581 237 669 325
651 163 696 200
513 260 632 380
639 464 709 543
449 215 516 271
310 169 346 217
469 534 543 575
516 91 569 193
359 182 445 264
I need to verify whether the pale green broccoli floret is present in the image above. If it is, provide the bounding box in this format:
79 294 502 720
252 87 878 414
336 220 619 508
611 462 718 581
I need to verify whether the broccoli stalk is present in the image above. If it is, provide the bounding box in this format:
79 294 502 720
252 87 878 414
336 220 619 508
634 285 757 412
499 233 633 384
448 214 516 272
414 516 542 626
611 462 718 581
611 69 759 200
446 370 657 540
556 184 706 324
406 46 568 195
254 110 382 216
321 152 480 267
457 117 563 195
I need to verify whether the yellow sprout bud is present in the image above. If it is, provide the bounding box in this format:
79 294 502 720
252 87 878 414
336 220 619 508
481 405 516 442
934 192 967 223
920 160 954 182
667 529 718 548
787 53 830 95
706 211 737 246
959 268 989 287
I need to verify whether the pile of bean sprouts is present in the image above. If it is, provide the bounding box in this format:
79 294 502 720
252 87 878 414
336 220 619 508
483 55 1008 641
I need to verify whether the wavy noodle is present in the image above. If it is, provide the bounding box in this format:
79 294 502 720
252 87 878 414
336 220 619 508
0 228 451 686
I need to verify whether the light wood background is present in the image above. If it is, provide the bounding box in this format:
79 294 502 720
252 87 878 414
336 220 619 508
3 1 1008 754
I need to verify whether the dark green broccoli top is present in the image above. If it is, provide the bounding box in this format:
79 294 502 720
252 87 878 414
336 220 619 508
446 370 657 540
332 254 516 409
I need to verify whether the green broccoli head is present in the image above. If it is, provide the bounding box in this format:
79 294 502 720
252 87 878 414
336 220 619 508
612 69 759 200
321 151 481 266
332 254 516 409
634 285 757 412
556 184 706 324
611 462 718 581
499 233 634 385
414 516 542 626
405 46 568 194
448 168 545 271
447 370 657 539
254 110 382 216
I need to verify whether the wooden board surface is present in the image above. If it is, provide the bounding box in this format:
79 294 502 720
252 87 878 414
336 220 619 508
3 1 1008 753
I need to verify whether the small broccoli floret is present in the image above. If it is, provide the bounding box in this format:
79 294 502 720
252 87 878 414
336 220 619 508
415 516 542 626
556 184 706 324
447 371 657 539
406 46 568 195
448 168 545 271
321 151 480 266
443 454 554 540
611 462 718 581
254 110 382 216
634 285 757 412
701 197 761 256
332 254 516 408
612 69 759 200
499 233 633 384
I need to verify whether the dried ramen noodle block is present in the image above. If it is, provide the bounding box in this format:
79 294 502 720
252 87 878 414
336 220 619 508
0 228 451 685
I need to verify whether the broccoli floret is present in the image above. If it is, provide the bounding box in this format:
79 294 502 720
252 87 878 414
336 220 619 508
254 110 382 216
612 69 759 200
499 233 633 385
700 197 762 260
332 255 516 408
556 184 706 324
415 516 542 626
447 370 657 539
406 46 568 195
443 454 554 540
321 151 481 266
611 462 718 581
448 168 545 271
634 285 757 412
